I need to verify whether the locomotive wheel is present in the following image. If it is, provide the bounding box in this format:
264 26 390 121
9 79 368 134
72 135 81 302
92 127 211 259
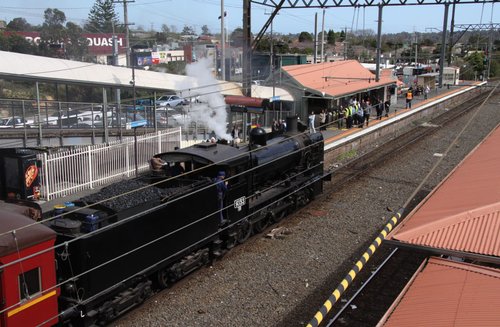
271 201 287 223
253 217 269 233
236 219 252 244
156 269 170 289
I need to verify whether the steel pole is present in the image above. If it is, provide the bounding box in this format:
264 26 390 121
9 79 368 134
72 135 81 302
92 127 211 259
439 3 449 88
375 5 383 82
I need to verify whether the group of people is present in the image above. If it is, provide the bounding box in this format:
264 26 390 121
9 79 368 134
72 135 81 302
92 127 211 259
337 97 391 129
271 119 287 134
308 97 392 132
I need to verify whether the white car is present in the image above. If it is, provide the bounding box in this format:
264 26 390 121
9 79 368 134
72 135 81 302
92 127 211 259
0 116 31 128
156 95 188 107
77 108 113 122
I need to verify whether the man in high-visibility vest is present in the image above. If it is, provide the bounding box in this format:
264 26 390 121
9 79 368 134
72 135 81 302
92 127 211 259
406 89 413 109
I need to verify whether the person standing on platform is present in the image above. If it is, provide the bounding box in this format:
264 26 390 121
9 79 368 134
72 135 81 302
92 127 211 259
384 99 391 117
363 99 371 127
319 109 327 131
376 98 383 120
406 88 413 109
346 104 354 129
337 106 345 129
424 85 430 100
308 111 316 133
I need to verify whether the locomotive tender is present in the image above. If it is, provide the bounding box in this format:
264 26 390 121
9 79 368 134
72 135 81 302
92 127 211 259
0 119 326 326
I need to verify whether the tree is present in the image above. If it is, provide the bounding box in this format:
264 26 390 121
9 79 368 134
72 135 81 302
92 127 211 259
339 30 346 42
65 22 89 61
8 34 34 54
298 31 312 42
85 0 120 33
7 18 32 31
182 25 196 35
201 25 210 35
39 8 67 57
327 29 336 45
230 27 245 47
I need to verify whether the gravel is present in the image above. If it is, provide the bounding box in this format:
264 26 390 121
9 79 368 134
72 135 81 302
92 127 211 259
111 91 500 327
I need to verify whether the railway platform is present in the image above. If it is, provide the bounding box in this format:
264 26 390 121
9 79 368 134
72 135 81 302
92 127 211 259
319 82 483 145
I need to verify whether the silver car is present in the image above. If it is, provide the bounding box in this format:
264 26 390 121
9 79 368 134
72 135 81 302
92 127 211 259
156 95 188 107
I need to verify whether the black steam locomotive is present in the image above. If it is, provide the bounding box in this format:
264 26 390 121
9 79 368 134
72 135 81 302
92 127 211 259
0 118 326 326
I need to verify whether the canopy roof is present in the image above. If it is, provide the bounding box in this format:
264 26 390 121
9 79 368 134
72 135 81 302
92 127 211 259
379 257 500 327
282 60 396 98
388 126 500 259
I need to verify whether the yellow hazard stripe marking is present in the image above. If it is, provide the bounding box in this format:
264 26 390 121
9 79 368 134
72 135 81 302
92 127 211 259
306 210 404 327
7 290 57 317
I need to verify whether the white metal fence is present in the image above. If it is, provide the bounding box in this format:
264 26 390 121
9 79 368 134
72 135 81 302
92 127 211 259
38 128 191 201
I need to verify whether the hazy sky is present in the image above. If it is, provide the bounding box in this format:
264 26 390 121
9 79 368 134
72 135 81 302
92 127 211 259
0 0 497 35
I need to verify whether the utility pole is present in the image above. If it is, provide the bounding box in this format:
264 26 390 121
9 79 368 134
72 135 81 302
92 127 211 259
438 3 449 88
321 9 325 63
448 1 456 66
242 0 252 97
220 0 226 80
314 12 318 64
343 26 348 60
375 5 383 82
114 0 135 67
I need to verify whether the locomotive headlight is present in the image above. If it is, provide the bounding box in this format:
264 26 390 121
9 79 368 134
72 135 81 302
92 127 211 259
64 282 77 295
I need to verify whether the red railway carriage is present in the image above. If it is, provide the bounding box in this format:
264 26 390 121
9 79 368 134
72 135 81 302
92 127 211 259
0 211 59 327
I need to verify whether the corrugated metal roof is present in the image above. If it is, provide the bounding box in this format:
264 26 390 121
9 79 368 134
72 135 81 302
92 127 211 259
282 60 395 98
388 126 500 257
221 82 294 101
379 257 500 327
0 50 195 91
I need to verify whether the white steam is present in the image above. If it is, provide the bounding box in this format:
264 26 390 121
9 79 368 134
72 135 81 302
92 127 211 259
176 58 231 140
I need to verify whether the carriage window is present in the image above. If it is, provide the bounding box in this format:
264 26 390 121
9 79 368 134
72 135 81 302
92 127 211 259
18 267 41 301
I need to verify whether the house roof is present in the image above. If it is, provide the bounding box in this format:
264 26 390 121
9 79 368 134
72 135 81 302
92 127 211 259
281 60 395 98
379 257 500 327
388 126 500 258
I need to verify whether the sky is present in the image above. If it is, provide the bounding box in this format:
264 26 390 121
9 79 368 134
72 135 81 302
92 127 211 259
0 0 498 36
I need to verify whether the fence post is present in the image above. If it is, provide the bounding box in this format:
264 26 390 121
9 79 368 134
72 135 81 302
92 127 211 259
87 146 94 189
158 130 162 154
126 142 130 177
42 152 50 201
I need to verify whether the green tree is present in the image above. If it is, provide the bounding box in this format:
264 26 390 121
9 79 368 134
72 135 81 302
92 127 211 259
461 52 485 80
65 22 89 61
201 25 210 35
327 29 336 45
182 25 196 35
298 31 312 42
85 0 120 33
7 17 32 31
39 8 67 57
230 27 245 47
339 30 346 42
8 34 34 54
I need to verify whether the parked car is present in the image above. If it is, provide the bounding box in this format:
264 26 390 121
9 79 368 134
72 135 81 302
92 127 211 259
0 116 31 128
43 109 80 126
77 107 113 121
156 95 188 107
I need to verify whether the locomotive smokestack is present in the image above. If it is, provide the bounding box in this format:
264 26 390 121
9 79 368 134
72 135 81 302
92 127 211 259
249 127 267 147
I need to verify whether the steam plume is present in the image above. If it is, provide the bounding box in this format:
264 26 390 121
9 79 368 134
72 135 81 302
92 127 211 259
176 58 231 140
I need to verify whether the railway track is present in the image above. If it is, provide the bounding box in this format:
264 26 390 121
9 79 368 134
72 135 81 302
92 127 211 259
310 85 500 327
328 89 495 190
113 86 499 327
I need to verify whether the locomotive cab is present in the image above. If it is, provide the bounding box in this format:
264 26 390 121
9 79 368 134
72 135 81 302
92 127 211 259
0 211 59 327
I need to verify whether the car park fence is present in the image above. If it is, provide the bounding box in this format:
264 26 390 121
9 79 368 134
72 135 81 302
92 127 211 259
38 128 185 201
